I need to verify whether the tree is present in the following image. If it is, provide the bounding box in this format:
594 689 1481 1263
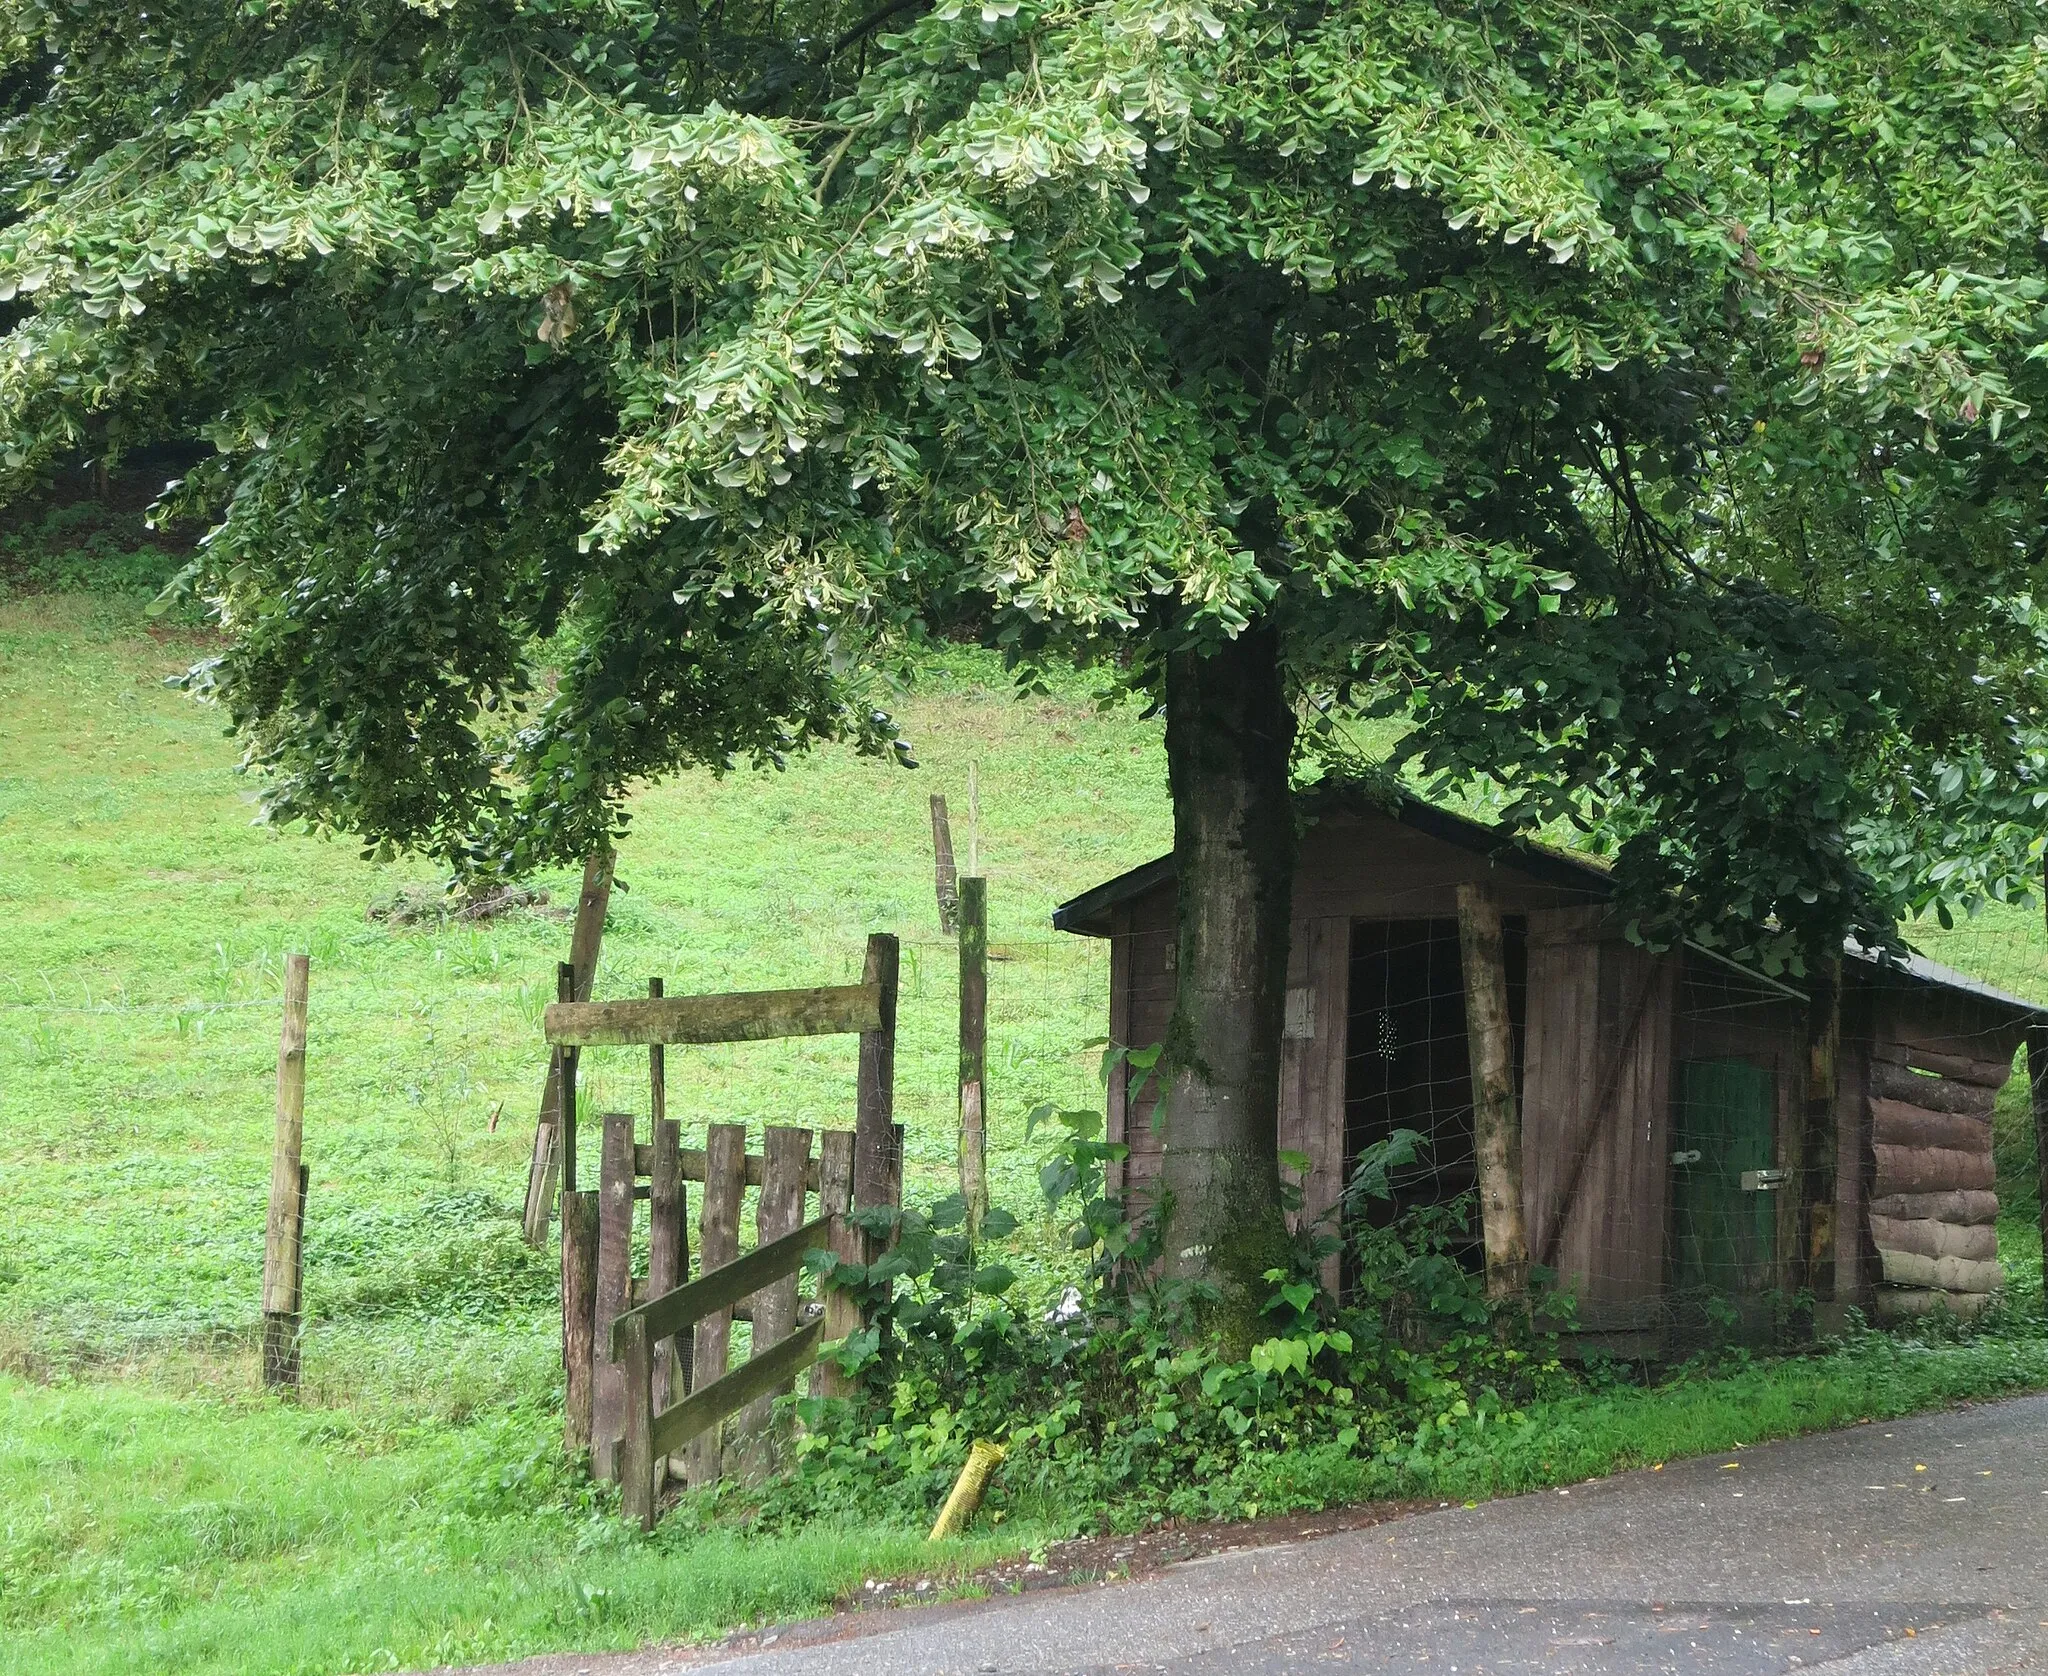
4 0 2046 1320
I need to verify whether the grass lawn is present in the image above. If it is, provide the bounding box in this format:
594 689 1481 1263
3 559 2047 1675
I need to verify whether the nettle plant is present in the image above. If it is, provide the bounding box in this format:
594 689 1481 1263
772 1065 1560 1530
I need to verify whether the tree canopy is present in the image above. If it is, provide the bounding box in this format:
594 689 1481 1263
2 0 2045 951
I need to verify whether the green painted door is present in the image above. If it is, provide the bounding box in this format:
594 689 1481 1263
1671 1058 1778 1295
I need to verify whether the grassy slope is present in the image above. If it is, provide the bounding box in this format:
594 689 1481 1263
0 591 1165 1347
3 574 2047 1674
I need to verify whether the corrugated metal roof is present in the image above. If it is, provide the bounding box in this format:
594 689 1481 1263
1844 938 2045 1017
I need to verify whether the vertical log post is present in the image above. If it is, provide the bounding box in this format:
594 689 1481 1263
931 795 960 934
737 1125 812 1438
687 1122 747 1488
561 1188 599 1458
555 962 580 1195
618 1311 655 1531
813 1129 860 1399
853 933 901 1253
648 974 666 1126
648 1115 687 1413
523 851 615 1243
1800 957 1841 1309
958 876 989 1241
1455 885 1527 1304
591 1112 637 1478
262 952 311 1389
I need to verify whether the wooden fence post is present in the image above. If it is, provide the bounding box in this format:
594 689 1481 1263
958 877 989 1240
853 933 900 1242
813 1130 860 1399
262 952 311 1389
555 962 581 1194
930 795 959 934
687 1122 747 1487
561 1188 599 1458
738 1126 812 1439
648 974 667 1124
592 1113 637 1478
1456 885 1527 1304
618 1311 655 1531
648 1115 687 1415
523 851 615 1243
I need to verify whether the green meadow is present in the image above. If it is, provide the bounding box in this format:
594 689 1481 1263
2 543 2045 1675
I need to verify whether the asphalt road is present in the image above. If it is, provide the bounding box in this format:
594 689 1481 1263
463 1392 2048 1676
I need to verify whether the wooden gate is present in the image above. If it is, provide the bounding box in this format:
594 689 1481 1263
544 933 902 1520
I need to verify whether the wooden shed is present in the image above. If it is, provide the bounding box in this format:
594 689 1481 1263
1052 789 2037 1344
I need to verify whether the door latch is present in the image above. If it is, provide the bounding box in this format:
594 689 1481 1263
1740 1168 1791 1192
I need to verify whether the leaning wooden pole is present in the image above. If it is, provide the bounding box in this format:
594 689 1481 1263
523 849 616 1244
930 795 959 934
958 876 989 1240
1455 885 1527 1303
262 952 311 1389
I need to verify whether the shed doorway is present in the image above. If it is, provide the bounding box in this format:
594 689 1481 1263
1343 918 1526 1253
1669 1057 1779 1298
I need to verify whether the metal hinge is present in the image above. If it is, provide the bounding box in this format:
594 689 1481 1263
1740 1168 1791 1192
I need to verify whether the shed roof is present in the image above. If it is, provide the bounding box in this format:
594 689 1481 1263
1050 789 2045 1019
1050 789 1609 937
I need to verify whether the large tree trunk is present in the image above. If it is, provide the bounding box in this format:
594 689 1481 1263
1160 626 1296 1341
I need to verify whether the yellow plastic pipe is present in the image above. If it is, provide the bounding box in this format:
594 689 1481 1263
928 1440 1007 1540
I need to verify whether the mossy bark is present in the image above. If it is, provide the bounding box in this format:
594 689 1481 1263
1159 625 1296 1350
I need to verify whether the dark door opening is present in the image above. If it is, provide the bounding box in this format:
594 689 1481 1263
1343 917 1526 1262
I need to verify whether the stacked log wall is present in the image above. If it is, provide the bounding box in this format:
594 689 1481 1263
1863 1012 2014 1322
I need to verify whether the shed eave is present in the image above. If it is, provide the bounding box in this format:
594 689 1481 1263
1050 853 1177 938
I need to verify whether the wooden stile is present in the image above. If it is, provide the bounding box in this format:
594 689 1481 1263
738 1126 812 1437
687 1122 746 1487
617 1313 656 1530
647 1115 687 1413
814 1129 859 1400
523 852 614 1243
958 878 989 1240
262 953 312 1389
561 1189 599 1458
652 1320 824 1461
546 984 880 1047
592 1113 637 1476
558 939 901 1508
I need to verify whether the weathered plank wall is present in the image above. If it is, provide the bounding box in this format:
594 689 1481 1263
1101 808 1607 1252
1520 910 1677 1330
